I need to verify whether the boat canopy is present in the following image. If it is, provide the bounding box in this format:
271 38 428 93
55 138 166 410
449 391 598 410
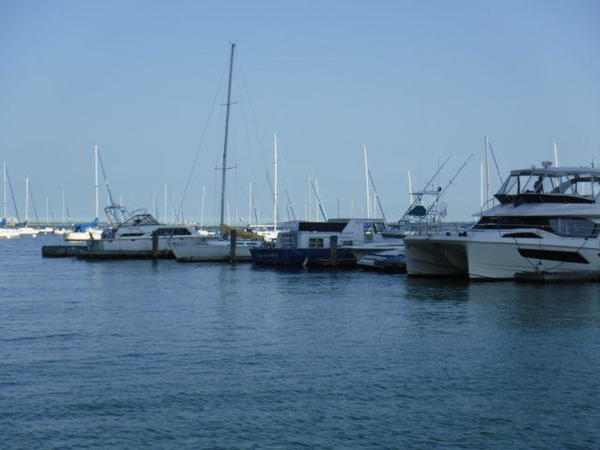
496 167 600 204
119 213 159 227
73 218 99 232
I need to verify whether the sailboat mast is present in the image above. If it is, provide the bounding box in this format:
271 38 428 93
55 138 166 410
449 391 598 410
94 144 99 219
3 161 6 218
200 186 206 228
62 190 66 223
25 177 29 223
273 133 278 231
363 145 370 218
484 136 490 206
219 43 236 232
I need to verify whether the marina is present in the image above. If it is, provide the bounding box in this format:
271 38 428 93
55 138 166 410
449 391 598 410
2 1 600 448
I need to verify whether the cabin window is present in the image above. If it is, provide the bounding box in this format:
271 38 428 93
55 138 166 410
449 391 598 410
156 228 192 236
342 240 354 246
475 216 599 238
309 238 324 248
121 232 145 237
548 218 598 238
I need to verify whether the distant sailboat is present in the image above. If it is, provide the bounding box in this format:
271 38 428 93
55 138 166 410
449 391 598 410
65 145 103 241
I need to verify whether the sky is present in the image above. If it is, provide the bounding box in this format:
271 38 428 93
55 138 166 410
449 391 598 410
1 0 599 223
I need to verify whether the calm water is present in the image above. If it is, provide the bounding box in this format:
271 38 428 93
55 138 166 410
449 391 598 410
1 235 599 449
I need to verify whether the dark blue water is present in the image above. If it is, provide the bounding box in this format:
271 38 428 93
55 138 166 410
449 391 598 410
1 235 599 449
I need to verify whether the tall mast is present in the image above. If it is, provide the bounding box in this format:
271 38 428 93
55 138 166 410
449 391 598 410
46 197 49 225
553 141 559 167
484 136 490 206
163 184 167 223
407 170 413 206
25 177 29 223
3 161 6 218
94 144 99 219
273 133 278 231
219 43 236 232
200 186 206 228
363 145 370 218
62 190 66 223
248 182 252 226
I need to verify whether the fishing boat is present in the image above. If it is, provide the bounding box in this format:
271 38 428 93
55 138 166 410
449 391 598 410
405 162 600 280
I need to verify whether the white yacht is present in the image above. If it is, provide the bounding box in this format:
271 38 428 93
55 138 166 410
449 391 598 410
83 211 202 259
405 163 600 280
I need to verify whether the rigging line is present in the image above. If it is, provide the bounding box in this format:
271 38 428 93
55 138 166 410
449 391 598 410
176 61 229 223
28 185 41 224
238 62 271 185
6 168 20 222
368 169 387 223
487 140 504 185
97 150 116 208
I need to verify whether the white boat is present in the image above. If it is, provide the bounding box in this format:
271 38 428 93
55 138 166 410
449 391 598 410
0 228 20 239
65 227 103 241
171 236 259 262
84 211 203 258
405 162 600 280
357 247 406 273
16 226 38 237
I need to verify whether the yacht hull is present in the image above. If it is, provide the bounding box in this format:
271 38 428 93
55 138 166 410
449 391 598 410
406 232 600 279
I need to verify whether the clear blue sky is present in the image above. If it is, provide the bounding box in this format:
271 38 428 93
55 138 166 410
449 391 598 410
1 0 599 222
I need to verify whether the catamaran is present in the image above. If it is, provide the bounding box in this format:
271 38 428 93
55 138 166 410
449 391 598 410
405 162 600 280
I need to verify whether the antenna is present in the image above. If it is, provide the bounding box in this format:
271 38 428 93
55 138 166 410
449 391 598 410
553 141 560 167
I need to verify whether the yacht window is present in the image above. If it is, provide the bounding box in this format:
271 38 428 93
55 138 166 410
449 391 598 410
156 228 192 236
475 216 599 238
548 218 598 238
342 240 354 246
309 238 324 248
121 232 145 237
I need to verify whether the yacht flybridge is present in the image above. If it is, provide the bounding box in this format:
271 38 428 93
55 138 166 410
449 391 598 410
405 163 600 280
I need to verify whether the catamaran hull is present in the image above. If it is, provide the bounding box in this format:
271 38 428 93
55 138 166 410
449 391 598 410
405 233 600 280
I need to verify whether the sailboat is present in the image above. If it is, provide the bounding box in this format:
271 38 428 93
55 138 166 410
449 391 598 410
171 43 260 262
64 145 103 241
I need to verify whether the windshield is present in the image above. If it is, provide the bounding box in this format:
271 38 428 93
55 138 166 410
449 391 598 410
498 173 600 198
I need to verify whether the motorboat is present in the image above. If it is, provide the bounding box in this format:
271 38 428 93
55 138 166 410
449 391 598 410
357 247 406 273
64 218 103 241
82 211 203 259
405 162 600 280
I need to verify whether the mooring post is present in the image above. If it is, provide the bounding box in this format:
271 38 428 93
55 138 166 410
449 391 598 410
152 230 159 258
330 235 338 267
230 229 237 263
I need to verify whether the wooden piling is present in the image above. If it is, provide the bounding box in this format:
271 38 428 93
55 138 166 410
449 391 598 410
230 229 237 263
330 235 338 267
152 230 159 258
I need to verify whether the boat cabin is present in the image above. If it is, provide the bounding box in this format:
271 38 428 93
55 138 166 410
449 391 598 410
273 219 386 249
496 166 600 205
